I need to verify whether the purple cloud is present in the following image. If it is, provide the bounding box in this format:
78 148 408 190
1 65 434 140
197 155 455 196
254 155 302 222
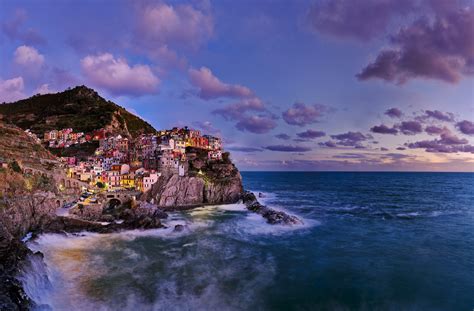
385 107 403 118
235 115 277 134
265 145 311 152
396 147 406 151
212 98 264 120
136 2 213 50
357 6 474 84
306 0 415 41
282 102 327 126
0 77 25 103
212 97 277 134
456 120 474 135
296 129 326 139
424 110 455 122
81 53 160 96
438 132 468 145
380 147 389 151
275 133 291 140
319 141 338 148
227 146 263 153
371 124 398 135
397 121 423 135
1 9 45 45
325 131 372 148
406 131 472 153
188 67 253 100
425 125 446 135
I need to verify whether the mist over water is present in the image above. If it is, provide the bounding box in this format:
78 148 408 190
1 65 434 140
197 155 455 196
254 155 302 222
21 172 474 310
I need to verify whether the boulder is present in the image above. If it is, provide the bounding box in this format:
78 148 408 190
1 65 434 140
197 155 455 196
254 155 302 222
173 224 185 232
241 191 302 225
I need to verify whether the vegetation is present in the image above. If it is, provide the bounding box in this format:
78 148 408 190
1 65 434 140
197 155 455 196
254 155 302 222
48 141 99 159
8 160 22 173
0 85 156 138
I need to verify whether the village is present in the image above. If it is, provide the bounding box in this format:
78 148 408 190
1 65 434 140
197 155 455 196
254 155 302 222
36 126 223 208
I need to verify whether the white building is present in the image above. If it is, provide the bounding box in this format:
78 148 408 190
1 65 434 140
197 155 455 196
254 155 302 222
143 173 159 192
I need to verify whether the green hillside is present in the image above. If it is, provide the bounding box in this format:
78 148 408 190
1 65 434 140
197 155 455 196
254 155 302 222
0 85 156 137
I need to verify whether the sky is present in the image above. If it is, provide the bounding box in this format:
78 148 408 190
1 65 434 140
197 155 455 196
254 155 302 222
0 0 473 171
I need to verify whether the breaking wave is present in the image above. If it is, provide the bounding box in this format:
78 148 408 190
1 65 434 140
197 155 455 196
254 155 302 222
20 200 312 311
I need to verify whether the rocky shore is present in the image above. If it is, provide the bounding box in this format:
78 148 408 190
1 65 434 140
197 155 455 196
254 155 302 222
0 122 303 310
0 187 302 310
241 191 303 225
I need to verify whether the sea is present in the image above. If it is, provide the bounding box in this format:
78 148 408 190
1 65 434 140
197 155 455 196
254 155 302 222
20 172 474 311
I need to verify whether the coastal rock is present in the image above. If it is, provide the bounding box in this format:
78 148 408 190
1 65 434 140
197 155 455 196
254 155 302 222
143 168 243 208
241 191 302 225
174 224 185 232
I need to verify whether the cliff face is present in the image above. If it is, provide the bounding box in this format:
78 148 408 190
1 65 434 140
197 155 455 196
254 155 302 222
143 163 243 208
0 121 80 310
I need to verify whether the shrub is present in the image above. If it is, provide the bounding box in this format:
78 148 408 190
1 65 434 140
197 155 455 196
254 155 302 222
9 160 22 173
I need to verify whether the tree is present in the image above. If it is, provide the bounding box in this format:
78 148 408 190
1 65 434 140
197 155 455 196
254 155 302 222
96 181 105 189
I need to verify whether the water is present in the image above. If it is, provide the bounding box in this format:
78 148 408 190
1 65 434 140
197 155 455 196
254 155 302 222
21 172 474 310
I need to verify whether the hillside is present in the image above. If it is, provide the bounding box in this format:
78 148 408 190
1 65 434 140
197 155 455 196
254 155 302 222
0 85 156 138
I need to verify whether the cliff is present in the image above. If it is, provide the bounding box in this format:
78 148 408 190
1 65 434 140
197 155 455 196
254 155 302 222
0 121 81 310
0 85 156 140
143 172 243 208
141 151 243 208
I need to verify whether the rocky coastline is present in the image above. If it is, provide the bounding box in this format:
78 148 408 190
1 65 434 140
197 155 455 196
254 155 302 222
241 191 303 225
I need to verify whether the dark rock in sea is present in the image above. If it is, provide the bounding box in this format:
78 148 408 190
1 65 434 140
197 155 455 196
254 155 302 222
174 224 185 232
258 192 265 198
241 191 302 225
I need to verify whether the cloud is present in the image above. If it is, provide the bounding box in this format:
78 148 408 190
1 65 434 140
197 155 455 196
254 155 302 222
385 107 403 118
34 83 56 95
438 131 468 145
370 124 398 135
380 147 389 151
235 115 277 134
81 53 160 96
212 97 276 134
419 110 455 122
1 9 45 45
357 5 474 84
227 146 263 153
212 98 265 120
306 0 415 41
396 147 406 151
192 121 221 136
456 120 474 135
282 102 327 126
318 141 338 148
136 2 213 50
0 77 25 103
396 121 423 135
264 145 311 152
275 133 291 140
330 131 372 147
188 67 253 100
425 125 446 135
14 45 44 68
406 131 473 153
296 129 326 139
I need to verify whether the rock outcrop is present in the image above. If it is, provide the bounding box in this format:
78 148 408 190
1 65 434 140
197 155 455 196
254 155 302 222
142 170 243 208
241 191 302 225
